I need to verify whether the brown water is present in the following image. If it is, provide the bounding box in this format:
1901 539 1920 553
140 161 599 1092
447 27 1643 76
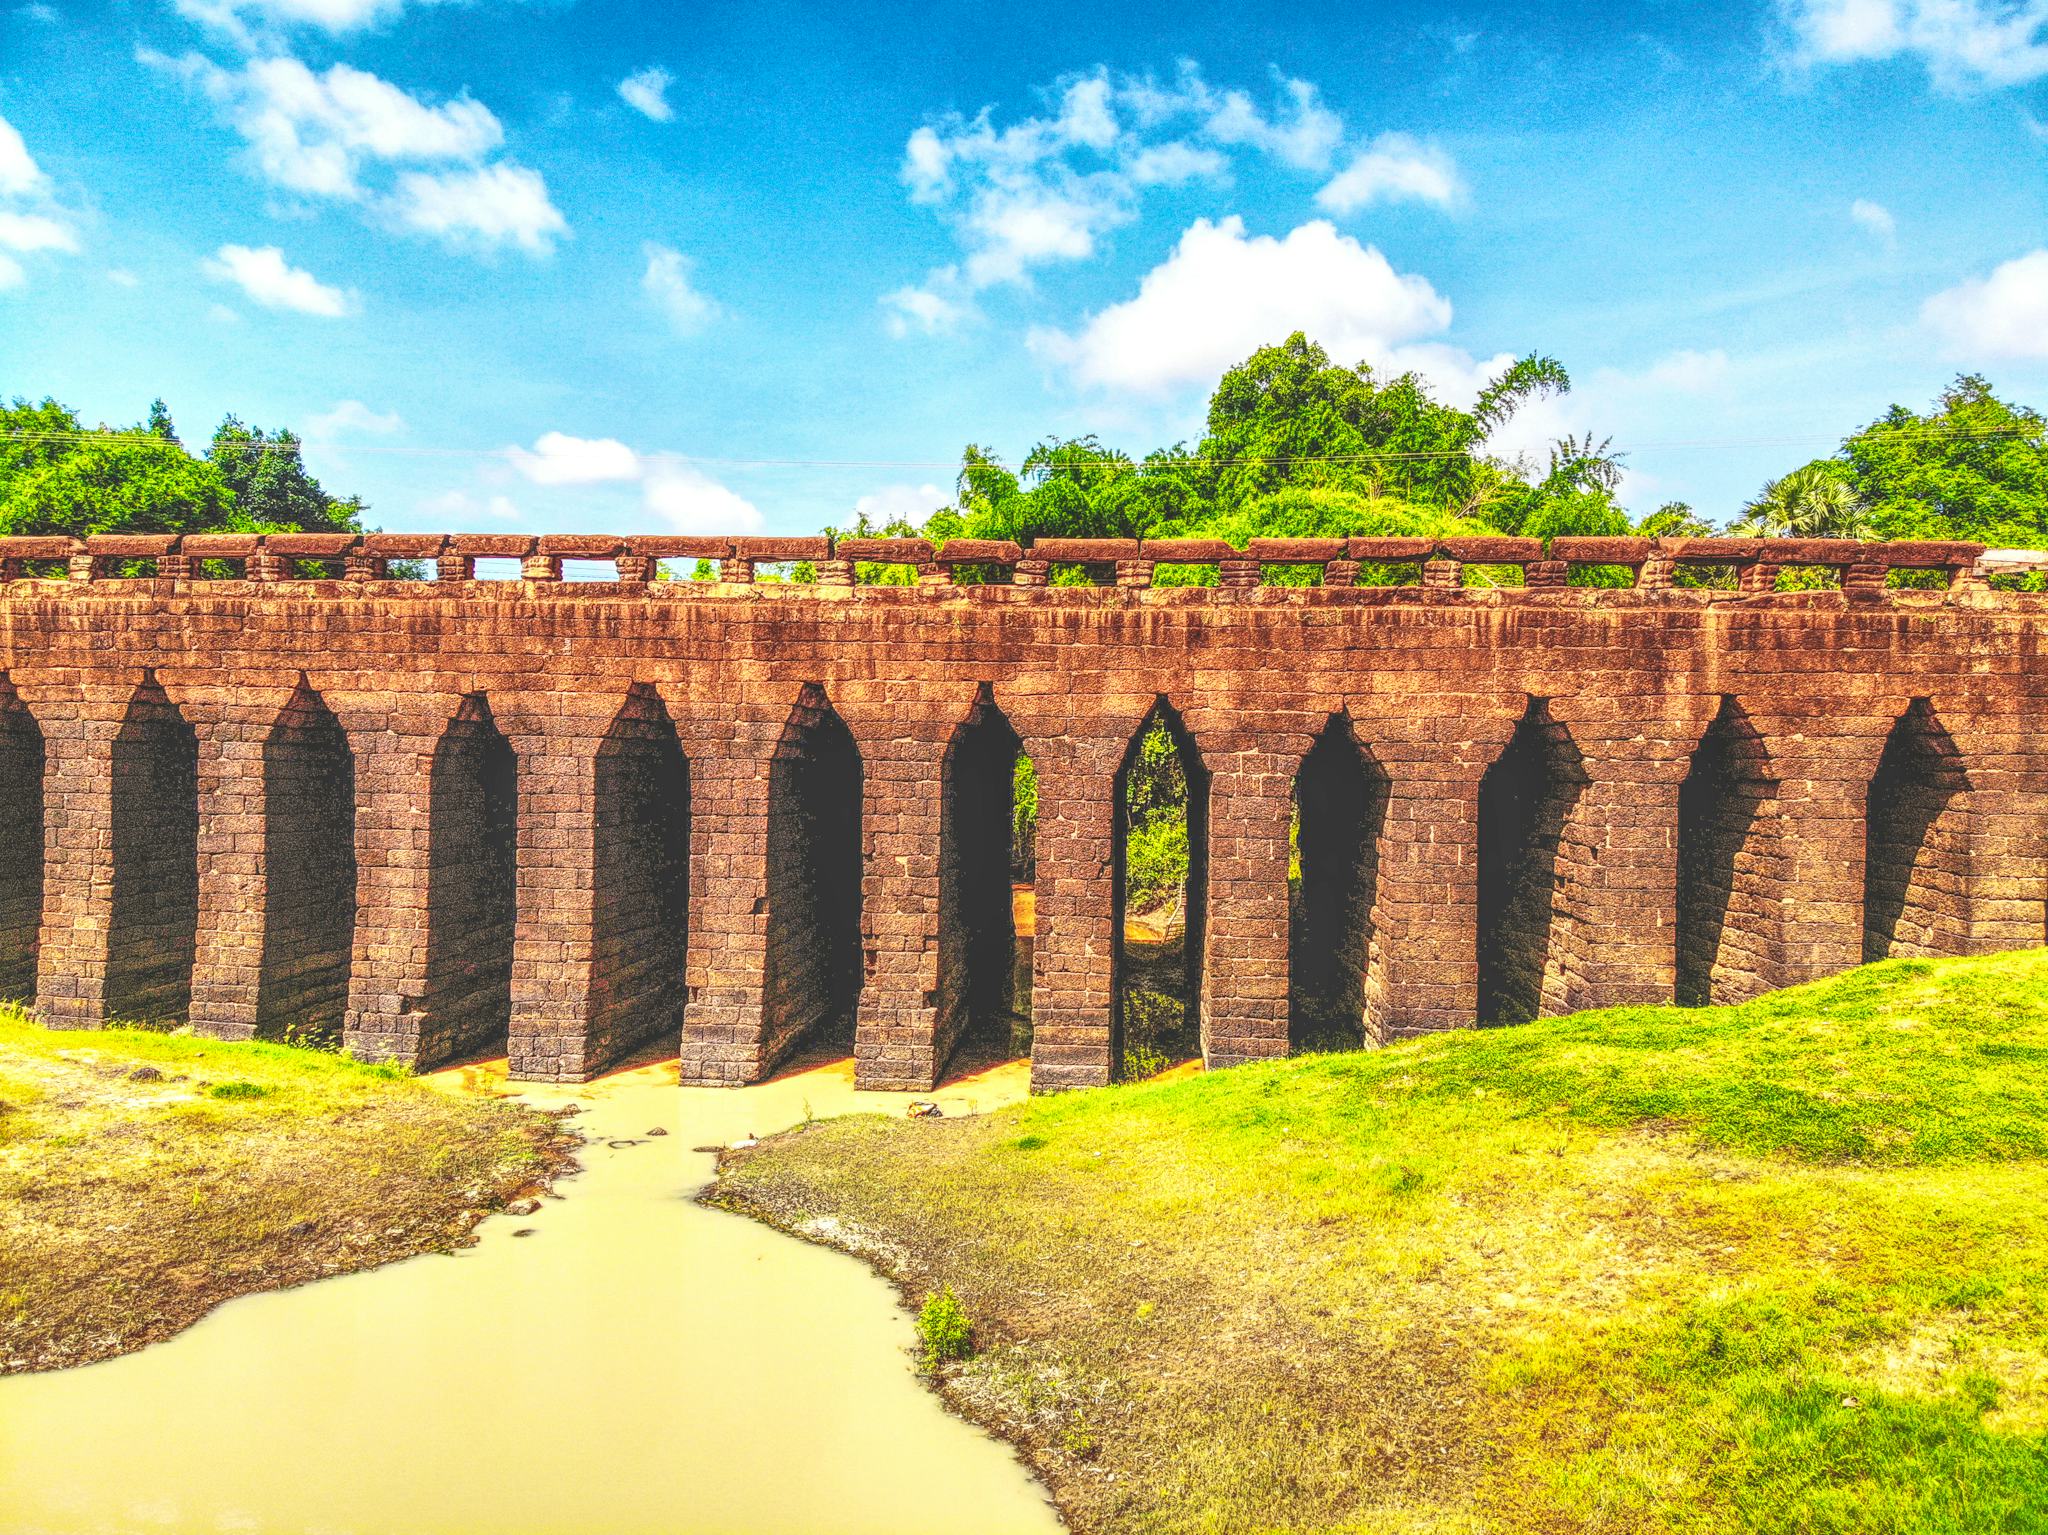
0 1054 1064 1535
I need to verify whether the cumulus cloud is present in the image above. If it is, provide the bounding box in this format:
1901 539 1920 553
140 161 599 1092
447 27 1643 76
1850 197 1897 240
642 460 764 533
618 66 675 122
1779 0 2048 87
854 483 950 524
0 114 40 196
508 431 642 485
1923 249 2048 357
887 63 1454 333
307 398 403 437
0 211 77 254
174 0 426 45
204 243 355 316
147 49 565 257
1315 133 1464 213
422 488 522 522
642 243 718 333
1028 216 1453 396
1636 348 1733 392
107 268 141 287
388 163 567 254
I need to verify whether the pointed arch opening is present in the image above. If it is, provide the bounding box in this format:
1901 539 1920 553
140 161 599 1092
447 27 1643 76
1676 698 1776 1007
1113 698 1208 1079
763 683 863 1069
257 679 357 1045
590 683 690 1071
0 676 43 1003
1865 698 1970 962
424 693 518 1065
108 674 199 1026
1477 697 1588 1026
938 685 1032 1072
1289 713 1388 1052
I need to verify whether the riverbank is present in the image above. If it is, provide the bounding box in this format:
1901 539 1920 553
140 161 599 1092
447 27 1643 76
718 952 2048 1533
0 1010 577 1373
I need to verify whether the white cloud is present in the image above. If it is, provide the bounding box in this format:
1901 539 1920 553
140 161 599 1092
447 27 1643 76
1637 348 1733 392
1850 197 1897 240
618 66 675 122
1923 249 2048 357
308 398 404 437
1029 216 1453 396
0 253 22 291
107 268 140 287
882 279 972 336
388 163 566 254
0 114 40 196
174 0 419 41
1316 133 1464 213
1780 0 2048 87
422 488 522 522
889 63 1433 326
149 52 503 201
508 432 643 485
642 460 764 533
204 243 355 316
854 483 950 525
642 243 718 333
0 211 76 254
208 302 242 323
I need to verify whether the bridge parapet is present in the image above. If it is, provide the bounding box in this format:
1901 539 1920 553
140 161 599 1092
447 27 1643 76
0 532 2002 597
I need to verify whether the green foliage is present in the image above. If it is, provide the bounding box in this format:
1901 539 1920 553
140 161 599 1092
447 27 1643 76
1122 714 1189 915
915 1284 974 1372
1842 375 2048 546
1735 462 1871 539
0 395 368 540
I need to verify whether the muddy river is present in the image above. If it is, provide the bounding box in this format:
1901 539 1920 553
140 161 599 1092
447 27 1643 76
0 1054 1063 1535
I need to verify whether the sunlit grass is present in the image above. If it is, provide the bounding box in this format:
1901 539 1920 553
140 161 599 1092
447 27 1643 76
722 951 2048 1533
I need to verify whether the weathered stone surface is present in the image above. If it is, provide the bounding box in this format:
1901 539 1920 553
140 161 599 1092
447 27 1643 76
0 534 2039 1092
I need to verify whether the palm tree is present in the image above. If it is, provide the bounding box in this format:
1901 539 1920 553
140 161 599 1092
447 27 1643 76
1733 465 1870 538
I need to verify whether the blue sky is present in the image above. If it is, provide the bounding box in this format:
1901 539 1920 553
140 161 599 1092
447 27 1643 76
2 0 2046 535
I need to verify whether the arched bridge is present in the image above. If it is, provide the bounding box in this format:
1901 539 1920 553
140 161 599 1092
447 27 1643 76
1 528 2041 1091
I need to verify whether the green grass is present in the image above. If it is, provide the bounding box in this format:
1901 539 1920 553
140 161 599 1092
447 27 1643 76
0 1009 576 1372
719 952 2048 1534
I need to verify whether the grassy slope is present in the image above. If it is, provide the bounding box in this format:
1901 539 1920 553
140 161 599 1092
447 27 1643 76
0 1011 576 1372
719 953 2048 1535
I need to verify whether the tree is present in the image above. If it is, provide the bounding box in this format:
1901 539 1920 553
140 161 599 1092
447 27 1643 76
1734 464 1870 539
1836 375 2048 546
208 417 364 532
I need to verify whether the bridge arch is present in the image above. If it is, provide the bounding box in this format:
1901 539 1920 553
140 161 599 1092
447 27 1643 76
1864 698 1971 961
423 692 518 1066
763 683 863 1068
1289 711 1387 1052
257 677 357 1044
938 684 1029 1072
589 682 691 1071
1477 697 1588 1026
0 674 43 1003
1676 696 1777 1007
107 671 199 1027
1113 696 1208 1077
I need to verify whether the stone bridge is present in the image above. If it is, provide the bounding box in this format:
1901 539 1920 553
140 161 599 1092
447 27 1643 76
0 528 2041 1091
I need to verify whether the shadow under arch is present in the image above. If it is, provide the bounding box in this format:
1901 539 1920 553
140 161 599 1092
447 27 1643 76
937 684 1030 1074
1865 697 1971 962
1477 697 1588 1026
1289 711 1388 1052
257 676 357 1044
423 692 518 1067
762 682 863 1071
0 673 43 1003
1676 696 1777 1007
1113 696 1209 1078
590 682 691 1072
108 671 199 1026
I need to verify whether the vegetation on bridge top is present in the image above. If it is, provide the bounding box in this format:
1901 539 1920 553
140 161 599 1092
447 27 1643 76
719 950 2048 1534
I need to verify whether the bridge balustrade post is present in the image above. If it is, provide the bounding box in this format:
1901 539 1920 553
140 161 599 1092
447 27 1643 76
26 680 126 1028
1015 724 1128 1089
338 698 459 1067
1197 735 1297 1067
845 707 951 1089
186 690 293 1041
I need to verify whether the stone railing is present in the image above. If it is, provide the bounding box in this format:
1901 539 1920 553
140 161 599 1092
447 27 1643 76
0 531 2023 595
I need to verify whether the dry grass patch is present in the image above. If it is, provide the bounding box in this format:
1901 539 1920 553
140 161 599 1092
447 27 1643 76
0 1010 576 1373
719 953 2048 1533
